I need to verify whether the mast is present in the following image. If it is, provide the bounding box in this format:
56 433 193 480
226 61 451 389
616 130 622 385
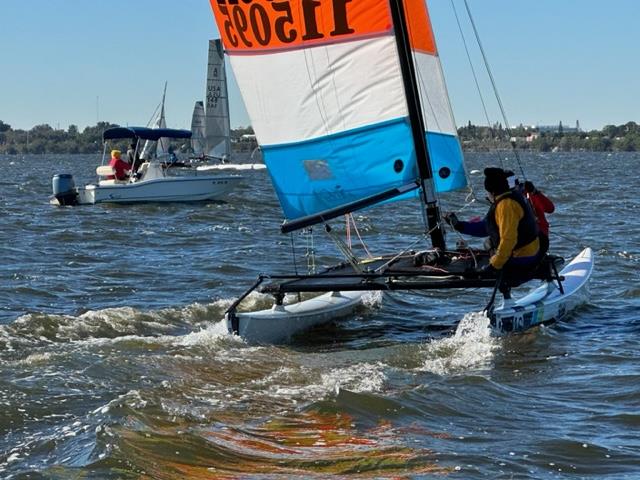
217 40 232 159
388 0 446 251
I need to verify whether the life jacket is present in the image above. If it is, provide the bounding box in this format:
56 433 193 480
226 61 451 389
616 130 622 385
527 191 554 237
486 190 538 251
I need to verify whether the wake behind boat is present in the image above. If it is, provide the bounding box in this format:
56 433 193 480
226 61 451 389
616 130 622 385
51 127 242 205
208 0 593 343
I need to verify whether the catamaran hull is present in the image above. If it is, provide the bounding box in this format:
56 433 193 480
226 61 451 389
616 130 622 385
225 291 367 344
226 248 593 343
491 248 593 333
73 176 242 204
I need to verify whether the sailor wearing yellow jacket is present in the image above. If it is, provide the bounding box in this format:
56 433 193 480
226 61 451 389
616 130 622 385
445 167 540 278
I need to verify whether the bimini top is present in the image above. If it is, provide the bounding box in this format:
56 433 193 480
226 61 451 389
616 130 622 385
103 127 192 141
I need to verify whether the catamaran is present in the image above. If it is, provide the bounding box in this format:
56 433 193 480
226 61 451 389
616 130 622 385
51 126 242 205
208 0 593 343
191 39 266 171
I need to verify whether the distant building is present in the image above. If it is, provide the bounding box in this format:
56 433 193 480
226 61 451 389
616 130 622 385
537 120 581 134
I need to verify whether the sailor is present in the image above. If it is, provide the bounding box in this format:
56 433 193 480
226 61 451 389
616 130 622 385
107 150 132 181
444 167 540 292
524 180 555 255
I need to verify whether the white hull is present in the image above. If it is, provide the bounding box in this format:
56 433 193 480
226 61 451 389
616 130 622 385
491 248 594 333
75 175 242 204
226 249 593 343
226 290 367 344
197 163 266 172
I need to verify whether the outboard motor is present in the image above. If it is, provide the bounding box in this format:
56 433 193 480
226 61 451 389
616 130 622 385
52 173 78 206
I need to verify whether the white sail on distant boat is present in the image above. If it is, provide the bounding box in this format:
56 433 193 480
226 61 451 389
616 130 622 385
141 82 171 161
190 101 206 157
193 39 265 171
208 0 593 343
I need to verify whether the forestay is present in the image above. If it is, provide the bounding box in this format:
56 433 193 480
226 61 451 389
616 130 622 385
209 0 466 226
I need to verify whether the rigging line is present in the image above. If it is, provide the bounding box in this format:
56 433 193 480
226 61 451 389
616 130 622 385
289 232 299 276
462 0 527 179
373 229 435 273
324 225 362 273
145 102 162 128
304 227 317 274
431 57 477 198
450 0 502 170
550 229 587 248
348 214 374 259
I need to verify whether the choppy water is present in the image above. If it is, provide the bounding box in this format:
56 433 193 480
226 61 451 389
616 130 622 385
0 152 638 479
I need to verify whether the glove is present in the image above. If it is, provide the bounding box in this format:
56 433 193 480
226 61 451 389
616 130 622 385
476 263 498 278
443 212 460 230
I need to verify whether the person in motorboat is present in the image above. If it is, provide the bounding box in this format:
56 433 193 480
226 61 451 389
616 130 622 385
107 149 132 181
160 145 188 169
127 143 143 175
167 145 178 164
444 167 540 297
524 180 555 255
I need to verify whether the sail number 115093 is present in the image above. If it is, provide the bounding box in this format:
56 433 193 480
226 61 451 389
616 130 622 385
214 0 358 50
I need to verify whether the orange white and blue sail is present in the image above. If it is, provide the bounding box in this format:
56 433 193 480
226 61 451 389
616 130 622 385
209 0 466 228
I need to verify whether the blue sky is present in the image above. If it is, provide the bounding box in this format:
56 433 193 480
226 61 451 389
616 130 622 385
0 0 637 131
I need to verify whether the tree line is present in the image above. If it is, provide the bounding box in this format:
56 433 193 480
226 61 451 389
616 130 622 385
0 121 257 155
458 121 640 152
1 119 639 154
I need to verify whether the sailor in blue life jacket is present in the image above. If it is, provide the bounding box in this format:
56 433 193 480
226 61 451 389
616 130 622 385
444 167 540 296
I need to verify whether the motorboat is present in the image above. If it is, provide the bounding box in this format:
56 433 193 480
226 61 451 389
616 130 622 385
51 126 242 205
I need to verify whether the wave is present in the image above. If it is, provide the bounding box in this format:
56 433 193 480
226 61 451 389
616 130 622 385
417 311 499 375
0 299 238 356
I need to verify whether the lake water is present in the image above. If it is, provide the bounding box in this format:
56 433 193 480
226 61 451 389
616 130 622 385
1 152 638 478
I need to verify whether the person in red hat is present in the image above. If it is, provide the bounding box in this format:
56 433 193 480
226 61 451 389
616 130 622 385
107 150 132 181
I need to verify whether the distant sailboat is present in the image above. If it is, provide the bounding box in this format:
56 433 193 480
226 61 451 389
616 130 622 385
190 101 207 157
141 82 170 161
193 39 265 171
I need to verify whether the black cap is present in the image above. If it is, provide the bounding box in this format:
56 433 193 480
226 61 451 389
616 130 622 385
483 167 511 195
